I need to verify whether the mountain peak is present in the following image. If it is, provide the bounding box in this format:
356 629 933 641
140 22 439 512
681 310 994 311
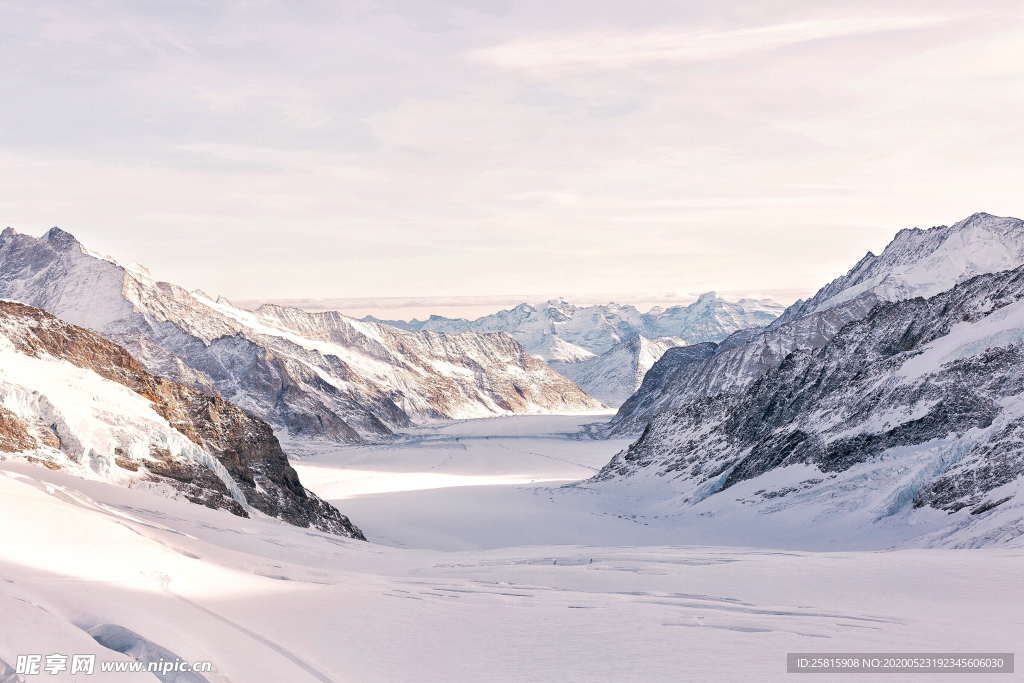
957 210 997 225
694 291 719 304
42 226 82 251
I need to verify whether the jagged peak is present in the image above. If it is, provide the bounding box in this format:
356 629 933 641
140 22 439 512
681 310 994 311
853 250 876 265
954 210 998 226
42 226 82 251
889 212 1018 244
255 302 288 315
693 291 720 305
542 297 574 311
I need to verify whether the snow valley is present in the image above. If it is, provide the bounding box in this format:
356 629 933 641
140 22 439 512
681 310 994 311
2 212 1024 681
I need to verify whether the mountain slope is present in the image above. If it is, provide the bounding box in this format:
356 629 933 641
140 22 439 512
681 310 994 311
610 212 1024 434
775 212 1024 324
550 335 684 406
0 300 363 538
0 228 599 442
593 238 1024 547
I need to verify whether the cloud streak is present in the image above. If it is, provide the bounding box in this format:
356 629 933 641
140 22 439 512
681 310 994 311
470 14 959 74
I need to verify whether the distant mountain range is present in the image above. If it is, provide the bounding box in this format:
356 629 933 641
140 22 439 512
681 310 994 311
369 293 784 360
0 228 600 443
368 293 785 405
594 212 1024 548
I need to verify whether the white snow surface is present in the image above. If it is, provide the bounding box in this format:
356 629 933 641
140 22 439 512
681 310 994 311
3 414 1022 682
289 415 1024 553
0 332 247 509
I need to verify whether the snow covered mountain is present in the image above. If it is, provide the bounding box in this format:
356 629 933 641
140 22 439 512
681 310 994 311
774 211 1024 325
371 292 783 406
369 293 784 361
594 263 1024 547
610 212 1024 433
550 335 684 406
0 227 599 442
0 300 363 538
592 212 1024 547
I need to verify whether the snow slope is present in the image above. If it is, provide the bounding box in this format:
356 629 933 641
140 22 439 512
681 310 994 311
0 228 599 442
1 416 1021 682
0 300 362 538
596 266 1024 548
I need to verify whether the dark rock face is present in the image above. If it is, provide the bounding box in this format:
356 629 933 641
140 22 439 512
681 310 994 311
607 296 880 435
595 265 1024 526
0 301 364 539
608 342 718 432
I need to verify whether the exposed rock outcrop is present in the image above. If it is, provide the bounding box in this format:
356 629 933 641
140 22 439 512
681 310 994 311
0 300 363 538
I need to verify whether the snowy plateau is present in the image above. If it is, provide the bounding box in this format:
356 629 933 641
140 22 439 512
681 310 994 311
1 213 1024 682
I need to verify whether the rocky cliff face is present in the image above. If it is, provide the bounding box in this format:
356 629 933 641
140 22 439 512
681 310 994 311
609 295 880 433
0 300 364 538
593 255 1024 547
0 227 599 443
608 213 1024 435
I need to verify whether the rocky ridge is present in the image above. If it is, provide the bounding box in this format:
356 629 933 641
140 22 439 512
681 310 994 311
609 213 1024 434
0 300 364 538
0 227 599 443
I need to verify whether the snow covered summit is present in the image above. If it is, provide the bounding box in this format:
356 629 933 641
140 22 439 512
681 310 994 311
610 212 1024 433
0 228 600 443
775 212 1024 324
595 212 1024 548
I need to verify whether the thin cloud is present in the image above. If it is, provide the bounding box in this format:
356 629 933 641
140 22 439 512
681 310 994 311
469 15 959 74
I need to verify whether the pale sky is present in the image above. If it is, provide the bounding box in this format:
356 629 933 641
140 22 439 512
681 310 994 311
2 1 1023 304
